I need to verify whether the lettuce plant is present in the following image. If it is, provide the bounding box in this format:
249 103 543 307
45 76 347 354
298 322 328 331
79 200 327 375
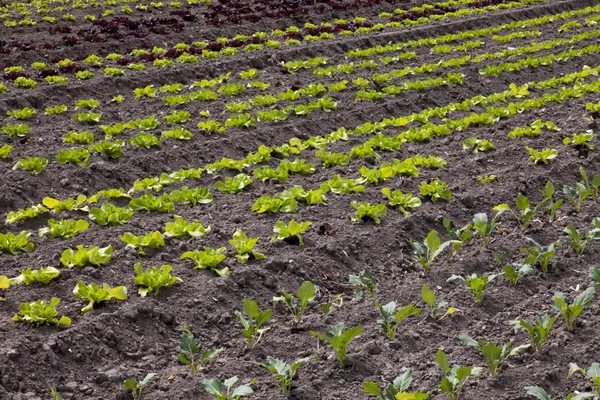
462 136 495 152
2 123 30 137
272 219 311 245
89 140 125 159
321 175 365 195
165 216 210 238
75 99 100 109
552 287 595 331
38 219 89 239
435 349 481 400
89 202 133 226
61 245 113 268
315 151 349 168
410 230 450 271
203 376 253 399
459 334 529 376
348 268 376 300
252 166 289 183
520 237 557 273
181 247 228 277
364 369 428 399
179 323 223 374
420 179 452 202
73 280 127 314
351 201 387 224
0 231 35 254
9 267 60 285
0 144 13 159
72 112 102 124
129 193 174 213
310 323 362 367
7 107 36 120
510 314 556 352
43 195 87 212
168 187 213 205
563 220 600 255
235 298 272 348
525 147 558 164
130 132 161 149
134 263 181 296
215 174 253 193
564 131 594 150
273 281 316 325
448 273 497 303
256 356 314 394
13 157 48 174
12 297 71 327
252 193 298 213
121 231 165 255
229 229 265 264
381 188 421 216
123 373 156 400
376 302 422 340
161 127 192 140
56 148 91 167
279 158 316 174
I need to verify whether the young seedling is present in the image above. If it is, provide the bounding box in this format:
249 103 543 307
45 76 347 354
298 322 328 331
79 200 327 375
525 147 558 165
12 297 71 327
410 230 451 271
419 178 452 202
348 268 376 300
563 182 594 211
272 219 311 245
235 299 272 348
448 273 497 303
520 237 557 273
133 263 182 296
563 219 600 255
510 314 556 352
579 166 600 200
540 181 563 222
273 281 317 325
524 386 552 400
590 266 600 287
121 231 165 255
181 247 229 277
350 201 387 224
551 287 596 331
436 349 481 400
568 363 600 397
471 206 507 247
179 323 223 374
376 302 422 340
364 368 428 399
381 187 422 216
123 373 156 400
498 192 549 231
443 217 473 255
228 229 265 264
203 376 253 400
256 356 315 394
50 387 62 400
73 281 127 314
421 284 457 320
459 334 529 376
310 323 362 366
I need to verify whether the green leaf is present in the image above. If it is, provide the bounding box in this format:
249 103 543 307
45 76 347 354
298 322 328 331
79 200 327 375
435 349 450 374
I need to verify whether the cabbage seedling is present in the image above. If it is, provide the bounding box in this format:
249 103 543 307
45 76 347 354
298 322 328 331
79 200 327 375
458 334 529 376
273 281 316 325
348 268 376 300
235 299 272 348
229 229 265 264
494 254 535 285
310 323 362 367
470 208 506 248
519 237 557 273
133 263 181 296
256 356 315 394
364 368 428 399
448 273 496 303
73 281 127 314
179 323 223 374
443 217 473 255
435 349 481 400
563 220 600 255
552 287 596 331
410 230 451 271
568 363 600 397
203 376 253 399
376 302 422 340
510 314 556 352
421 284 457 320
123 373 156 400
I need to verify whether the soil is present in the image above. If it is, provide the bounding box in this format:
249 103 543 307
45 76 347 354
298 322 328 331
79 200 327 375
1 0 600 399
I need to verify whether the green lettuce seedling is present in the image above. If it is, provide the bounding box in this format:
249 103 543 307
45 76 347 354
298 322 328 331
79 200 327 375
50 387 62 400
215 174 253 193
169 186 213 205
552 287 596 331
376 302 422 340
351 201 387 224
419 178 451 202
88 202 133 226
181 247 229 277
410 230 451 271
310 323 362 367
235 298 272 348
0 231 35 254
421 284 457 320
129 132 161 149
129 193 174 213
179 323 223 374
525 147 558 165
563 220 600 255
568 363 600 397
435 349 481 400
364 368 428 399
56 148 91 167
459 334 529 376
2 123 30 136
273 281 316 325
61 245 113 268
73 280 127 313
272 219 311 245
38 219 89 239
133 263 181 296
563 131 594 150
520 237 557 273
320 175 365 195
123 373 156 400
0 276 9 301
462 136 495 153
229 229 265 264
256 356 314 394
203 376 253 400
12 297 71 327
252 193 298 214
448 273 496 303
121 231 165 255
13 157 48 174
0 144 13 159
9 267 60 285
43 195 88 212
165 216 210 238
381 188 422 216
89 140 125 159
7 107 36 120
510 314 556 352
348 268 376 300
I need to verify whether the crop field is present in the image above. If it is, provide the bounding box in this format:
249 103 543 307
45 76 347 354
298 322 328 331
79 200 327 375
2 0 600 398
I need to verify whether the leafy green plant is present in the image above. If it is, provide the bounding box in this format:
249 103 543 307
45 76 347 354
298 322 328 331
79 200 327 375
272 219 311 245
89 140 125 159
12 297 71 327
256 356 314 394
72 112 102 124
215 174 253 193
13 157 48 174
2 123 30 137
435 349 481 400
459 334 529 376
168 187 213 206
311 323 362 367
564 131 594 150
470 208 506 248
519 237 557 273
551 287 596 331
448 273 497 303
0 231 35 254
421 284 456 320
228 229 265 264
381 188 421 216
525 147 558 164
203 376 253 400
9 267 60 286
567 363 600 397
273 281 316 325
88 202 133 226
43 195 88 213
410 230 450 271
50 387 62 400
165 216 210 238
315 151 349 167
130 132 161 149
123 373 156 400
420 179 452 202
7 107 36 120
494 254 535 285
563 220 600 255
73 280 127 314
179 323 223 374
376 302 422 340
181 247 229 277
364 368 428 399
510 314 556 352
348 268 376 300
235 298 272 348
351 201 387 224
462 136 495 153
38 219 89 239
134 263 181 296
56 148 91 167
0 144 13 159
443 217 473 255
63 130 95 144
75 99 100 110
121 231 165 255
129 193 175 213
60 245 113 268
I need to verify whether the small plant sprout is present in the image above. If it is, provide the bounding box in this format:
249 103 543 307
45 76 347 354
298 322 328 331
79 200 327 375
563 131 594 150
448 273 497 303
376 302 422 340
540 181 563 222
123 373 156 400
12 297 71 327
351 201 387 224
0 276 9 301
497 192 549 231
121 231 165 255
419 178 452 202
310 323 362 367
203 376 254 399
235 298 272 348
435 349 482 400
520 237 557 273
421 284 457 320
50 387 62 400
179 323 223 374
180 247 229 277
272 219 311 245
458 334 529 376
525 147 558 165
228 229 265 264
462 136 495 153
381 187 422 216
551 287 596 331
471 207 507 247
443 217 473 256
568 363 600 397
256 356 315 394
563 219 600 255
510 314 556 352
364 368 428 399
494 254 535 285
410 230 451 271
73 280 127 314
133 263 182 296
273 281 317 325
348 268 376 300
